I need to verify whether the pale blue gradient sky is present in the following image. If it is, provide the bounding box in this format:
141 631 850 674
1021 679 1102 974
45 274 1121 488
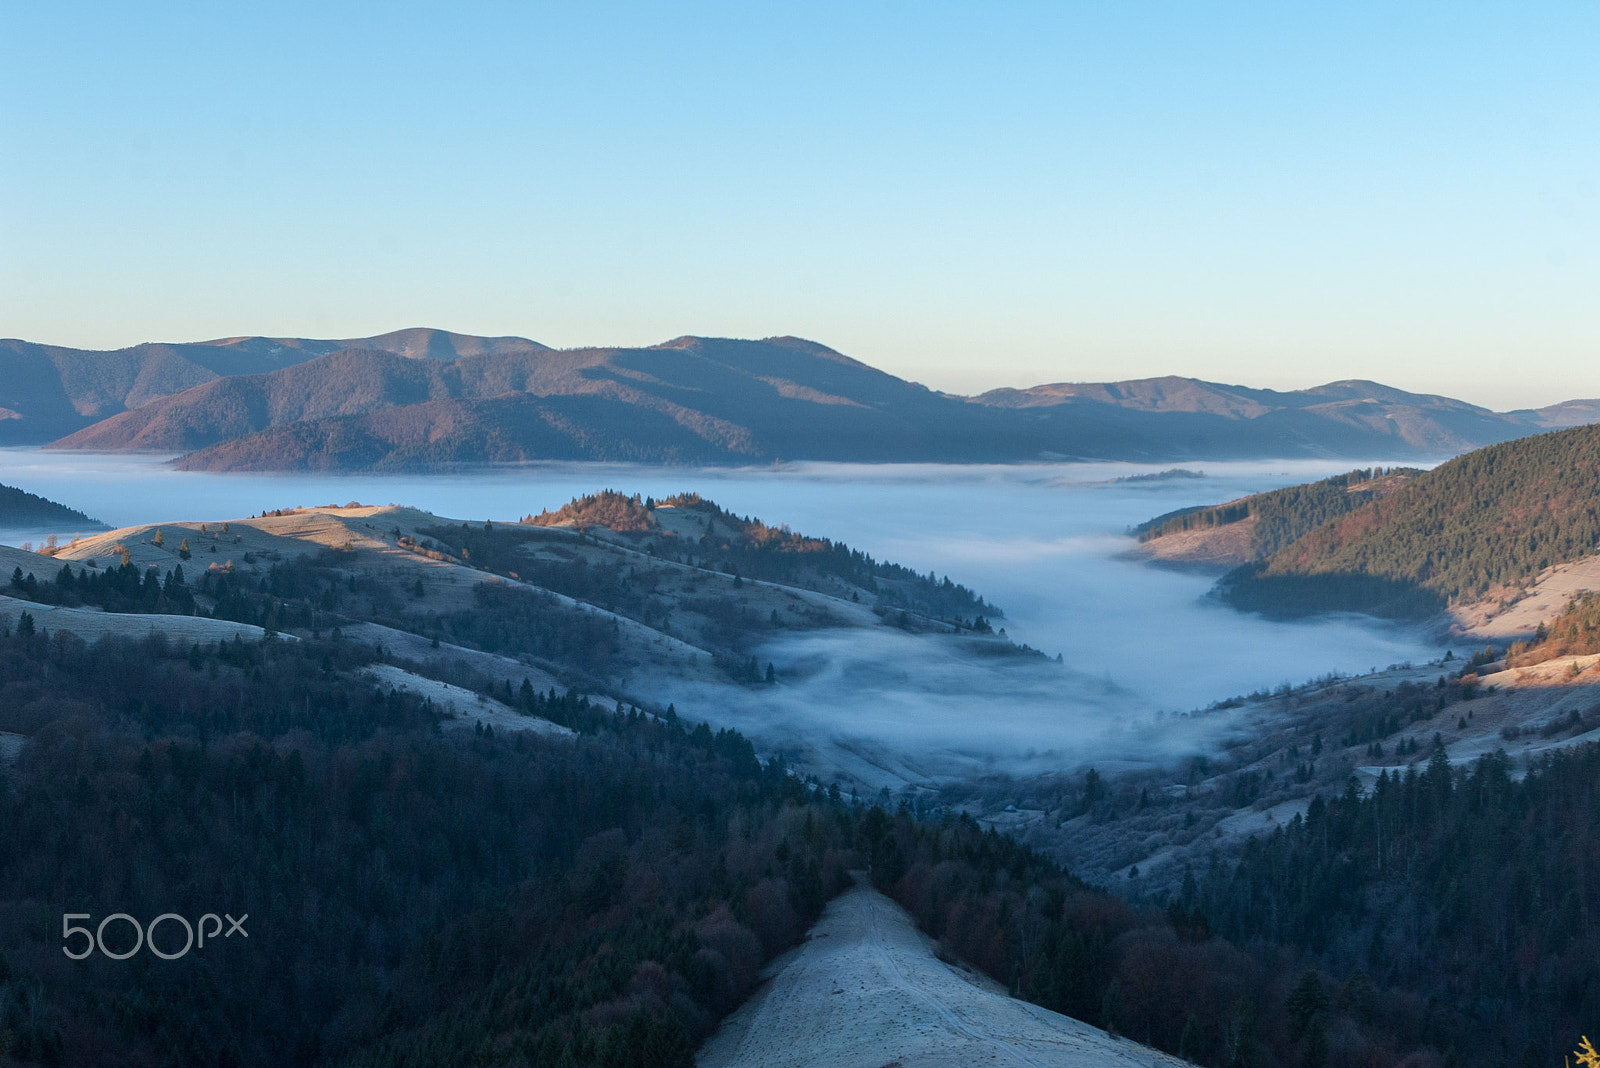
1 3 1595 408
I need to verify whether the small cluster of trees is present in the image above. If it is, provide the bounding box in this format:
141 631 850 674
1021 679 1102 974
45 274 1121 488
1507 592 1600 666
525 490 658 532
9 562 197 616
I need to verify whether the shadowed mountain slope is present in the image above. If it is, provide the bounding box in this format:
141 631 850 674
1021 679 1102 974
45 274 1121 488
0 482 103 528
972 375 1542 454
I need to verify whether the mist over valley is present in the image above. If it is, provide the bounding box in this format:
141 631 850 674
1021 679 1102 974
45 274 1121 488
1 450 1441 786
11 5 1600 1060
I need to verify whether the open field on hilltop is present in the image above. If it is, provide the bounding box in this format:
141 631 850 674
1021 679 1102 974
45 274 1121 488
0 592 286 644
361 663 572 737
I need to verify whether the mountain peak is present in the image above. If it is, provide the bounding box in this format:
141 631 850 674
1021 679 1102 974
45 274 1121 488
347 328 549 360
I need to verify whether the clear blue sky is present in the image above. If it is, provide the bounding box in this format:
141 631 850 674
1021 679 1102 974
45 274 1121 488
2 3 1595 408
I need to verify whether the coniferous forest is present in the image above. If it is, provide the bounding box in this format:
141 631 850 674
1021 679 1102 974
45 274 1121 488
0 484 100 530
2 613 1597 1066
0 624 854 1067
1220 425 1600 619
1137 467 1419 560
877 743 1600 1068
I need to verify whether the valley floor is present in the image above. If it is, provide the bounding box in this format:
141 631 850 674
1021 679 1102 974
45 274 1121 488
697 875 1185 1068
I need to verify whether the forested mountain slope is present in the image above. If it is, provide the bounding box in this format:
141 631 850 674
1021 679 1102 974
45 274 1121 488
0 624 862 1067
0 482 102 529
1135 467 1420 567
1219 424 1600 619
16 604 1583 1067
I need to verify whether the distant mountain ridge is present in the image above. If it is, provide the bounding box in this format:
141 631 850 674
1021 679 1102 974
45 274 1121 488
0 328 547 444
4 329 1594 468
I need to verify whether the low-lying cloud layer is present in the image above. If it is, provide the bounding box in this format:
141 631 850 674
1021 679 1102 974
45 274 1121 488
5 452 1446 787
644 626 1248 788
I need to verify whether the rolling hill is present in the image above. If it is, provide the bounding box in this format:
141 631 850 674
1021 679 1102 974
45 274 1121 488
1216 423 1600 619
1132 466 1422 568
0 328 547 444
20 330 1596 469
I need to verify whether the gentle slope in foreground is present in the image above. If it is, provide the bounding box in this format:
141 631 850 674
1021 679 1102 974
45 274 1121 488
698 876 1185 1068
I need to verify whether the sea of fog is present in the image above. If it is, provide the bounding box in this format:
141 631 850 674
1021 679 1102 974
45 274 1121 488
0 450 1445 782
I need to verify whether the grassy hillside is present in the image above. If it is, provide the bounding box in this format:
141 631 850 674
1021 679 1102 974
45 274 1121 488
1506 592 1600 666
8 491 1010 700
522 491 1000 625
1221 425 1600 619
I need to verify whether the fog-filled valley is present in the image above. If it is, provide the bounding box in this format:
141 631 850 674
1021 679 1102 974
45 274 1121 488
0 450 1440 783
14 2 1600 1061
8 445 1600 1068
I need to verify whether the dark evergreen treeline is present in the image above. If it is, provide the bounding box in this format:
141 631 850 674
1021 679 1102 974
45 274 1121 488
871 744 1600 1067
1224 425 1600 618
0 483 100 529
434 582 628 676
7 554 355 632
1218 566 1448 621
0 627 855 1067
9 562 197 616
3 568 1593 1067
4 614 1595 1067
5 549 641 682
1199 746 1600 1067
1137 468 1418 560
